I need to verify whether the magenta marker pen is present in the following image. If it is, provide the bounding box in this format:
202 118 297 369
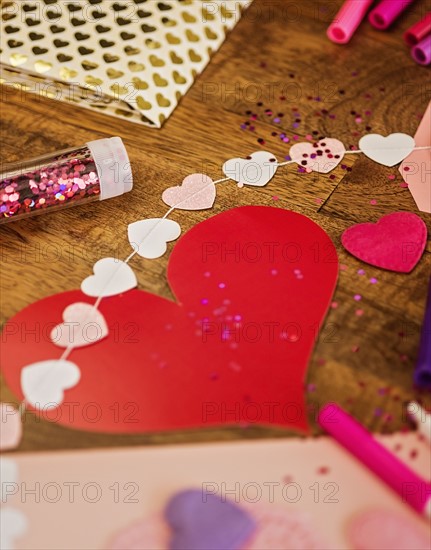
0 137 132 223
319 403 431 520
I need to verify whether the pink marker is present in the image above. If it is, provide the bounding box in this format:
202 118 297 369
404 12 431 46
412 34 431 65
327 0 374 44
318 403 431 519
369 0 416 30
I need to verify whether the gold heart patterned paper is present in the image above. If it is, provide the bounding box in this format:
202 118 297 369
0 0 252 127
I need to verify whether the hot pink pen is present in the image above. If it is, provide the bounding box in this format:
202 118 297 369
327 0 374 44
369 0 416 30
318 403 431 520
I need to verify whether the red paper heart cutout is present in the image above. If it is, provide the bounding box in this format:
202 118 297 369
341 212 427 273
1 207 338 433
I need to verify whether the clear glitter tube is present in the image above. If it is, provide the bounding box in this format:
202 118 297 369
0 137 133 223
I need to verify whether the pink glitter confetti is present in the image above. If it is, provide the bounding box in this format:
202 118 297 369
357 269 365 275
331 301 338 309
369 278 378 284
354 294 362 301
1 146 101 221
370 199 377 205
355 309 364 316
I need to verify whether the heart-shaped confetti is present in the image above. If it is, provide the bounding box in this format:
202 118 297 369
0 404 22 451
81 258 137 298
289 138 345 173
128 218 181 259
162 174 216 210
223 151 278 187
21 359 81 409
50 302 108 348
359 133 415 167
341 212 427 273
165 489 257 550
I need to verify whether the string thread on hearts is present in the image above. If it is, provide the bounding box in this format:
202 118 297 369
11 131 430 417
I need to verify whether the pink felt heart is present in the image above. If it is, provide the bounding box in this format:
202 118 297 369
290 138 345 173
162 174 216 210
341 212 427 273
0 403 22 450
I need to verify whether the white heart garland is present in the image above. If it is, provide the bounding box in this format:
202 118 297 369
9 127 431 421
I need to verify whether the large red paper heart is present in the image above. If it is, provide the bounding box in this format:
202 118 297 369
1 207 338 433
341 212 427 273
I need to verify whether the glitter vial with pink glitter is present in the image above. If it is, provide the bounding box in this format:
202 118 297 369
0 137 132 223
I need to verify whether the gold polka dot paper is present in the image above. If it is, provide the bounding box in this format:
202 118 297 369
0 0 252 127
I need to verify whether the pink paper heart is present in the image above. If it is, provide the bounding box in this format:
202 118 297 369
341 212 427 273
0 403 22 450
50 302 108 348
162 174 216 210
290 138 345 173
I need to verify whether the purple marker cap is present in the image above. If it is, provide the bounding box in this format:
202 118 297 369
411 34 431 66
414 276 431 389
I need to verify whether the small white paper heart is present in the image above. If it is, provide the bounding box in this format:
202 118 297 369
50 302 108 348
0 508 28 550
0 404 22 451
81 258 137 298
128 218 181 259
0 457 18 501
21 359 81 409
359 133 415 167
222 151 278 187
162 174 216 210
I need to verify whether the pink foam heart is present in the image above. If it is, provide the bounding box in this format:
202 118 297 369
341 212 427 273
0 403 22 450
162 174 216 210
290 138 345 173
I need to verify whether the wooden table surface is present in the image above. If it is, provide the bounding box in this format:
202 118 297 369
1 0 430 451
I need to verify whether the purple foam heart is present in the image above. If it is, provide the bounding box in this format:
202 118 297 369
165 489 257 550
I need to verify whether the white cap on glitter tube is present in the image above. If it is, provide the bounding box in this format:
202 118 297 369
86 137 133 200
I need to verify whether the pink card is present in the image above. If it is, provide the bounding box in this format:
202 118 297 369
399 102 431 213
2 433 430 549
